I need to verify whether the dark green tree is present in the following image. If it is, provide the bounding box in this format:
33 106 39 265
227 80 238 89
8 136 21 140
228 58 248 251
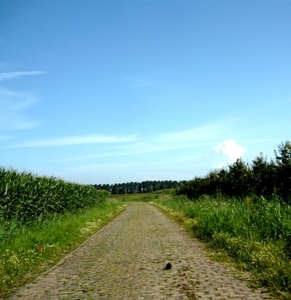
275 141 291 203
227 159 253 197
252 153 276 197
111 184 119 195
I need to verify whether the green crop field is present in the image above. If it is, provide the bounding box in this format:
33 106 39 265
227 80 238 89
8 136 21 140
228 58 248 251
0 167 110 223
1 159 291 299
0 167 127 298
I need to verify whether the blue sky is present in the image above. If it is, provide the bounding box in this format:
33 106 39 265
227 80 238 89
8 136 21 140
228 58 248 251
0 1 290 184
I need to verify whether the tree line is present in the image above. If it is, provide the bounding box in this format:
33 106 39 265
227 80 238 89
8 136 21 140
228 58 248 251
94 180 185 195
178 141 291 204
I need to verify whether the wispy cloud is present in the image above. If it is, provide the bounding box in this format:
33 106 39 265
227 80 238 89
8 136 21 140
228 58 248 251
0 71 46 81
0 88 39 130
126 77 153 87
8 134 138 148
158 121 229 143
58 141 214 162
242 138 279 144
0 71 46 129
0 62 8 69
0 135 16 142
58 120 233 162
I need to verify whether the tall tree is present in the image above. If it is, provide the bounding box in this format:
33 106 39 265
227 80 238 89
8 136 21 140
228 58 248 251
275 141 291 202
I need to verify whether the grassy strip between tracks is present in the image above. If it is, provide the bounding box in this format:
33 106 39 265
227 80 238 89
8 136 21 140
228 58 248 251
144 190 291 299
0 197 128 299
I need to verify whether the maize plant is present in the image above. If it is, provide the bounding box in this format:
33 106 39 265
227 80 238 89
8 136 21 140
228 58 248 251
0 167 109 224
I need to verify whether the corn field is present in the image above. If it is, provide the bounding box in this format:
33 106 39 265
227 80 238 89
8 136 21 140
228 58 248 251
0 167 109 224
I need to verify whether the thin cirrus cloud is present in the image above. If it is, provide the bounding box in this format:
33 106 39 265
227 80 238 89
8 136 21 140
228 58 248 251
0 135 16 141
0 87 39 130
0 71 47 81
0 71 46 130
7 134 138 148
157 120 230 143
58 121 233 162
58 140 215 162
126 77 153 87
0 62 8 68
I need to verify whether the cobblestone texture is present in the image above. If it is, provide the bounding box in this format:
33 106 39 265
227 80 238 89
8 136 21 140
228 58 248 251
10 202 272 299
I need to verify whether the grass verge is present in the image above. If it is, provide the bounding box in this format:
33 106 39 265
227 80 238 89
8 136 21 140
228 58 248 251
0 197 128 299
151 192 291 299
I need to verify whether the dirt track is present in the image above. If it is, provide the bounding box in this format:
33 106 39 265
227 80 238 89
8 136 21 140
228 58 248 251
10 202 272 299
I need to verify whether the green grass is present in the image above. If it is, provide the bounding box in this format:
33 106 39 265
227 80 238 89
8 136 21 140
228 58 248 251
151 192 291 298
0 197 128 299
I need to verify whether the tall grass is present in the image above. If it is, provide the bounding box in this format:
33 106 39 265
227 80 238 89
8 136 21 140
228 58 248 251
153 193 291 297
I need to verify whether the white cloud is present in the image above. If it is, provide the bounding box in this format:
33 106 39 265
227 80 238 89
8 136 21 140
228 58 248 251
0 88 39 130
0 71 46 81
8 134 137 148
211 139 246 162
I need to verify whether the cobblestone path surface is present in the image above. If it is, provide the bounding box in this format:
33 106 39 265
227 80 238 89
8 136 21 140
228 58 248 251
11 202 272 300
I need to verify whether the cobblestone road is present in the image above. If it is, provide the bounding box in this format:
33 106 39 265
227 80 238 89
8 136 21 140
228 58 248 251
10 202 272 299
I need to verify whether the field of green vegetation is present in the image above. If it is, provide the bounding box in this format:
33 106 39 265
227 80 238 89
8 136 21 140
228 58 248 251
0 167 111 223
1 140 291 298
0 168 128 298
145 190 290 299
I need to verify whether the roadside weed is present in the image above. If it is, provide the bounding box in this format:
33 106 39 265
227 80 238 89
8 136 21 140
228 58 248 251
153 193 291 297
0 198 127 298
